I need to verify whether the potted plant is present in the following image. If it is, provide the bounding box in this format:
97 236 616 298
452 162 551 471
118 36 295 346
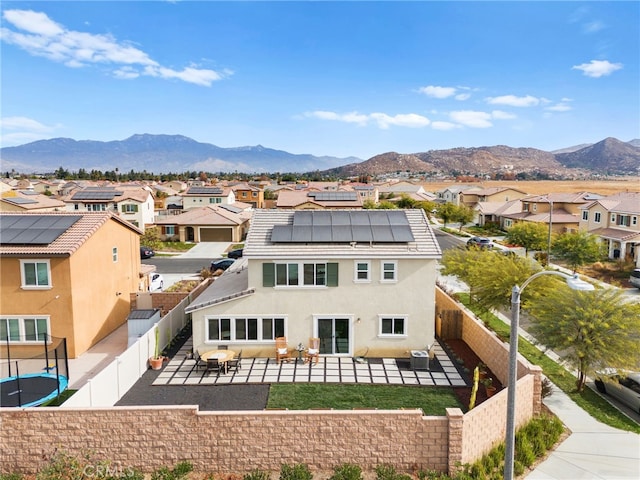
477 362 489 379
481 376 497 397
149 326 164 370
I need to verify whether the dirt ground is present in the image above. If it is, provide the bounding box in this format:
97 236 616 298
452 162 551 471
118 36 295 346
420 178 639 196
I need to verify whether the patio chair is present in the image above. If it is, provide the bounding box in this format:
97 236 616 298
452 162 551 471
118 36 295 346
275 337 292 363
304 337 320 365
193 350 207 370
206 358 223 375
227 350 242 372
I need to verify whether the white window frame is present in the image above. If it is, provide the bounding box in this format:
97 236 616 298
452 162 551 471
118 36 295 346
633 216 637 226
122 204 138 213
205 316 286 343
20 259 51 289
594 212 601 223
274 262 328 287
354 260 371 283
165 225 176 236
112 247 118 263
378 315 408 337
380 260 398 283
0 316 50 343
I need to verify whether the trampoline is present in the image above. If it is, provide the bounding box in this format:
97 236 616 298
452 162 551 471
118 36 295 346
0 372 68 407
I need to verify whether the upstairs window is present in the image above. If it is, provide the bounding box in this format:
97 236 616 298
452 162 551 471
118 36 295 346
122 204 138 213
112 247 118 263
381 261 397 282
582 211 588 221
594 212 601 223
20 260 51 288
354 261 370 282
263 262 338 287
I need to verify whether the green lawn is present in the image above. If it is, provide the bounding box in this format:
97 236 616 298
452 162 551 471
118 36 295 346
267 383 462 415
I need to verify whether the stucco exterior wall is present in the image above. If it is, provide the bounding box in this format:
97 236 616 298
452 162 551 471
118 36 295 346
192 258 437 357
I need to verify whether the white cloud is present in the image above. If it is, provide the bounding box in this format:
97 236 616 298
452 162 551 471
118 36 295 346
485 95 540 107
572 59 622 78
449 110 493 128
0 9 228 86
491 110 516 120
418 85 457 99
305 111 429 129
583 21 605 34
546 101 573 112
418 85 471 101
0 116 60 146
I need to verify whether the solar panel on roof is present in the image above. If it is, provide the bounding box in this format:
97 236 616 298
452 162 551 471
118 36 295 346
187 187 223 195
220 204 242 214
20 190 40 196
309 191 357 201
271 210 415 244
71 191 119 200
4 197 38 205
0 215 82 245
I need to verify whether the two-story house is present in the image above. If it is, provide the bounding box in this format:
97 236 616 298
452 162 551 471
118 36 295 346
182 186 236 210
459 186 529 210
62 186 155 231
579 191 640 266
0 212 143 358
502 192 602 234
186 209 441 358
230 183 265 209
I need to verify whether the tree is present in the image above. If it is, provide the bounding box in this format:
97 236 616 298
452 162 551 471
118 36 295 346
551 231 605 273
436 202 458 228
452 204 475 232
527 287 640 392
504 222 548 255
441 247 542 312
140 227 162 250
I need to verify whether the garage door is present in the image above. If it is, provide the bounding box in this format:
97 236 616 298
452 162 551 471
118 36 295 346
200 228 232 242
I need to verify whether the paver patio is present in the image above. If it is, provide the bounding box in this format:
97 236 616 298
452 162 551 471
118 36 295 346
153 338 468 387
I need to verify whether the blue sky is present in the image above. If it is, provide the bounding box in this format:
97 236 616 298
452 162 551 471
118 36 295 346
1 1 638 161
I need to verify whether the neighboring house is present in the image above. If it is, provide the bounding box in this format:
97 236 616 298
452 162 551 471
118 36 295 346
579 191 640 266
474 199 524 228
275 190 363 209
182 186 236 210
0 190 65 212
377 181 434 201
502 192 602 234
62 186 155 231
230 183 265 209
350 184 379 204
164 180 188 192
0 211 143 358
186 209 442 359
459 186 528 210
154 204 251 242
435 185 477 206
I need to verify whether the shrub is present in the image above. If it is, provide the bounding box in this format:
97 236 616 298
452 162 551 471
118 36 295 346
280 463 313 480
329 464 363 480
0 475 24 480
150 461 193 480
243 470 270 480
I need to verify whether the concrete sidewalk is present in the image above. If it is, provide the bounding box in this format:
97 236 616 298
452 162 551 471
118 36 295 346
526 386 640 479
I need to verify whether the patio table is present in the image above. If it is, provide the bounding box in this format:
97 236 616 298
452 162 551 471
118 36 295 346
201 350 236 374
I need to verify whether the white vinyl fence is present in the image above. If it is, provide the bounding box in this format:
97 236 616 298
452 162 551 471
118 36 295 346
62 292 194 407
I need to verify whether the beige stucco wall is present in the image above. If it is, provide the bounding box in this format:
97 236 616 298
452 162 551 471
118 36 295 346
192 258 437 358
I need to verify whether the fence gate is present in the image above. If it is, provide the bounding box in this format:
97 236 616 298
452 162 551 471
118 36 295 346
436 309 463 339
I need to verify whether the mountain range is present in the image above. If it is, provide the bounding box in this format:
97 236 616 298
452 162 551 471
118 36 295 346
1 134 639 177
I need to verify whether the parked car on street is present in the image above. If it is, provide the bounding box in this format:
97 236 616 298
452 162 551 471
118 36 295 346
630 269 640 289
466 236 494 249
210 258 235 272
149 273 164 292
140 246 155 259
595 370 640 414
227 248 244 259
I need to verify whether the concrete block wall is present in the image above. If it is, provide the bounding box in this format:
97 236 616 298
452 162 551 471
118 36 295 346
0 407 452 475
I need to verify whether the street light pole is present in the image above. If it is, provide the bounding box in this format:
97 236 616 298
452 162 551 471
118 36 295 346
504 271 594 480
546 199 553 265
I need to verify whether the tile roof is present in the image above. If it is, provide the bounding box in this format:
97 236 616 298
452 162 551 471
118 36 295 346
154 205 248 226
0 211 141 257
0 190 65 210
243 208 441 260
589 228 640 242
